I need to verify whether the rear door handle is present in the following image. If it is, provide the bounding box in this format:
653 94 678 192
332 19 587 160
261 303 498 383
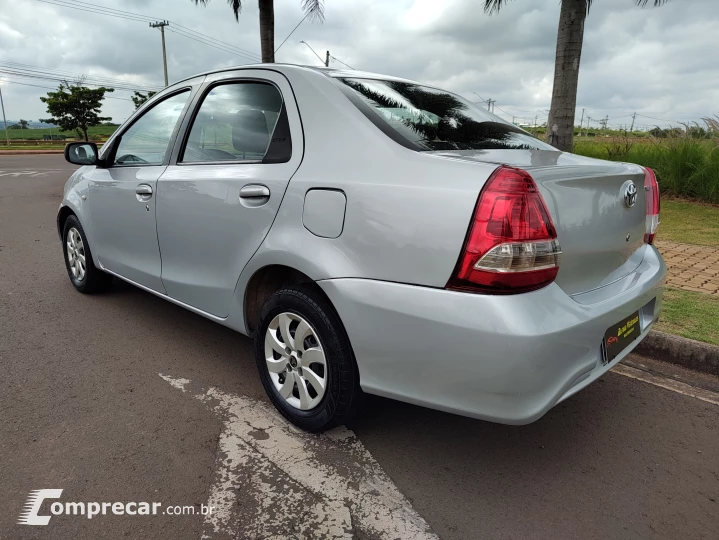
136 184 153 201
240 185 270 199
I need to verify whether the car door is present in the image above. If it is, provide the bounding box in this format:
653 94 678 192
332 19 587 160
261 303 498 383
156 70 303 317
86 90 192 292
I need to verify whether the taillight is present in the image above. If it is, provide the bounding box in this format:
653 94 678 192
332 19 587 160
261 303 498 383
644 167 660 244
447 166 562 294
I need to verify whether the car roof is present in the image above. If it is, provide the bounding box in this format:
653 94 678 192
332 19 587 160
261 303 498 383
170 63 426 88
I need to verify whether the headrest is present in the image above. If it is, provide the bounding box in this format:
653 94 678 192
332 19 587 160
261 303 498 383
232 110 269 155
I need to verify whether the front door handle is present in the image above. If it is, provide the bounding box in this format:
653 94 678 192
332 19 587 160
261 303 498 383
240 185 270 199
136 184 153 202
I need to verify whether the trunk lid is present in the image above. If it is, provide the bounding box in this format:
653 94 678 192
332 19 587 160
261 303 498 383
431 149 648 296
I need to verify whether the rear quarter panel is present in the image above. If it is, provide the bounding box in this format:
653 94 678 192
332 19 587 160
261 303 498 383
236 69 498 300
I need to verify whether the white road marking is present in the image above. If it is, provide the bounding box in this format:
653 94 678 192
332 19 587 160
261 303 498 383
612 364 719 406
158 373 191 392
0 170 65 177
160 374 439 540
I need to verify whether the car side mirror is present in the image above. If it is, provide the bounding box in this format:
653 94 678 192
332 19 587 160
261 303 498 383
65 142 99 166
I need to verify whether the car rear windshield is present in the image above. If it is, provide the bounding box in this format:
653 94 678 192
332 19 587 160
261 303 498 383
337 77 555 152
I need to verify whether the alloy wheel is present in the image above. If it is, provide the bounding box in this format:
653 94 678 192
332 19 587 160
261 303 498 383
66 227 86 281
264 312 327 410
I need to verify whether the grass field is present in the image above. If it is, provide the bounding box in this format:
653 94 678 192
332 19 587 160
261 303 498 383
655 288 719 345
574 138 719 204
2 125 118 141
657 199 719 247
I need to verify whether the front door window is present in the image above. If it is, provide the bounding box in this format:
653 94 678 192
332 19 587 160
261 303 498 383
114 91 190 166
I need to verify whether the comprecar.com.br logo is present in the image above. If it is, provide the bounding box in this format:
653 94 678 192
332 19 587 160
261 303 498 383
18 489 214 525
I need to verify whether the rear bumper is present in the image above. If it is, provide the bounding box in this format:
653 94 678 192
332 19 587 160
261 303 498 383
318 245 666 424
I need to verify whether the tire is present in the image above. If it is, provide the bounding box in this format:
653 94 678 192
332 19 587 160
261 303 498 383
62 214 113 294
254 284 362 432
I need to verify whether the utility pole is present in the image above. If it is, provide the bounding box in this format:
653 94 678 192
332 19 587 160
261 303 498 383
629 112 637 133
585 116 591 137
0 85 9 146
150 21 170 87
578 108 585 137
486 98 495 113
325 50 330 67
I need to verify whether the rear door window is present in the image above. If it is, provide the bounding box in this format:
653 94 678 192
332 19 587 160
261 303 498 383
337 77 555 152
181 82 283 163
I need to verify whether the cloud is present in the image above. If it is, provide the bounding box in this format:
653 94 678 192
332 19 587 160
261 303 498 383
0 0 717 130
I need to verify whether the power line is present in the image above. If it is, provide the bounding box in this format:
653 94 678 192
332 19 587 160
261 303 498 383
29 0 262 61
166 28 257 63
299 41 325 65
56 0 261 58
0 61 162 91
330 56 355 70
0 67 158 93
170 22 260 59
493 103 515 117
637 113 678 123
0 79 134 102
275 12 310 54
60 0 261 58
33 0 152 22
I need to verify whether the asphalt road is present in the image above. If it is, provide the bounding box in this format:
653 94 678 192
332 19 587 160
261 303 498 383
1 154 717 540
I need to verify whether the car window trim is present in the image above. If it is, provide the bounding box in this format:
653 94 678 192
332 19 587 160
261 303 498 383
174 77 288 167
108 87 195 169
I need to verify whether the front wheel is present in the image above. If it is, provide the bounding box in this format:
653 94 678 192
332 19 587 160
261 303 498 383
62 215 113 294
254 284 361 432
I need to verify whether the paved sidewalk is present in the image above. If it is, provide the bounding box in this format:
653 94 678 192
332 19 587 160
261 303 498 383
656 240 719 296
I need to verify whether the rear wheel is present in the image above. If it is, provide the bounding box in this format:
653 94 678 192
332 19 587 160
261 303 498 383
254 284 361 432
62 215 113 294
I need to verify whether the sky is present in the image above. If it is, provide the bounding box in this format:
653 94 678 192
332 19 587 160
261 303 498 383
1 0 718 130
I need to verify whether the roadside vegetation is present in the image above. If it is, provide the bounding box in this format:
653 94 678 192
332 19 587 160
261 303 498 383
3 124 117 141
574 136 719 204
655 288 719 345
657 199 719 247
40 83 114 141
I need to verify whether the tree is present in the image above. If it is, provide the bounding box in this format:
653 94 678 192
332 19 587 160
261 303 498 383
483 0 668 152
131 91 157 109
40 83 114 141
192 0 324 63
8 120 29 130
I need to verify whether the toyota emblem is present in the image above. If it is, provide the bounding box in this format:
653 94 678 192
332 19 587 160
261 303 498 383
622 181 638 208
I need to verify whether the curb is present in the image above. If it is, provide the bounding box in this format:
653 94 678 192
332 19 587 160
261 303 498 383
0 150 65 155
635 330 719 376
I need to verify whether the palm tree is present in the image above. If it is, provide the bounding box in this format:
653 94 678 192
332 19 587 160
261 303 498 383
193 0 324 63
483 0 668 152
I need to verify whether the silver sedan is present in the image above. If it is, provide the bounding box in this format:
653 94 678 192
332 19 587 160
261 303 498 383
59 65 666 431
